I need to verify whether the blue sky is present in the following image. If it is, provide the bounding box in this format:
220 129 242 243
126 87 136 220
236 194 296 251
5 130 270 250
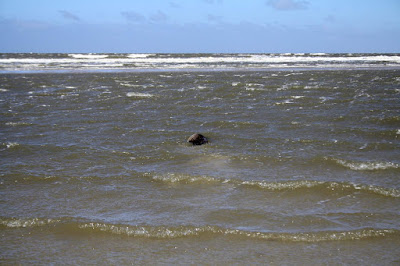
0 0 399 53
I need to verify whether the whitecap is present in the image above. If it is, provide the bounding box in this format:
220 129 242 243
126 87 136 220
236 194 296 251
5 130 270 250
0 217 59 228
0 88 9 92
334 159 399 171
310 53 327 56
359 143 368 150
5 142 19 149
2 53 400 72
320 96 328 103
120 83 141 87
126 92 154 98
68 54 108 59
79 223 398 242
127 54 154 58
5 122 30 126
276 99 294 105
149 173 400 197
152 173 218 183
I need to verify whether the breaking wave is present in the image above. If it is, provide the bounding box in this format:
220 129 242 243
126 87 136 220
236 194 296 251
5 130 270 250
126 92 154 98
1 217 397 242
0 217 60 228
78 224 399 242
1 53 400 72
5 121 32 127
68 54 109 59
152 173 219 183
3 142 20 149
151 173 400 197
329 157 399 171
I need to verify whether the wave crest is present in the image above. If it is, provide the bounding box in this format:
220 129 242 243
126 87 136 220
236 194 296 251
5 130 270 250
68 54 109 59
151 173 400 197
126 92 154 98
78 223 398 242
240 180 322 190
241 180 400 197
0 217 60 228
152 173 219 183
331 158 399 171
3 142 20 149
3 217 398 242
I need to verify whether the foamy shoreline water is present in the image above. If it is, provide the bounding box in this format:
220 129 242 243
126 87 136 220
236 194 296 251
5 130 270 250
1 53 400 73
2 66 400 75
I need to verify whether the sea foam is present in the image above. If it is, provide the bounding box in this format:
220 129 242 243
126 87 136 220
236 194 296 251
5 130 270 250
78 223 399 242
126 92 154 98
151 173 400 197
0 217 59 228
1 216 397 242
68 54 109 59
334 159 399 171
1 53 400 72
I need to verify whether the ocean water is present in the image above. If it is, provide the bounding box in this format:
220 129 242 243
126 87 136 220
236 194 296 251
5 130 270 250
1 53 400 264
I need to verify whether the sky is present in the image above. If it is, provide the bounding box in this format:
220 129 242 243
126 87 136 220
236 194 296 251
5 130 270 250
0 0 399 53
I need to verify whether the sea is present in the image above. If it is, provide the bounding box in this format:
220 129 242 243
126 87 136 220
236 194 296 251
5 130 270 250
1 53 400 264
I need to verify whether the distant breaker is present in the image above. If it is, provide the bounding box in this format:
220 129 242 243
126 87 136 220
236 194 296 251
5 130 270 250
2 53 400 73
68 54 109 59
187 133 208 146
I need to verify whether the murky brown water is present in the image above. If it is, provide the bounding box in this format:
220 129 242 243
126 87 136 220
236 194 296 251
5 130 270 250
1 54 400 264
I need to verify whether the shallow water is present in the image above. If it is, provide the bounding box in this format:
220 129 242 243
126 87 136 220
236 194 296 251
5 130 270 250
1 54 400 264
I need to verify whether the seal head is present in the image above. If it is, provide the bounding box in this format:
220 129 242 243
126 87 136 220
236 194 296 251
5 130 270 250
187 133 208 145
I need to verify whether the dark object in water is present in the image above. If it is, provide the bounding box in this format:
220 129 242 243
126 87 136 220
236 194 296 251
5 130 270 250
187 133 208 145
